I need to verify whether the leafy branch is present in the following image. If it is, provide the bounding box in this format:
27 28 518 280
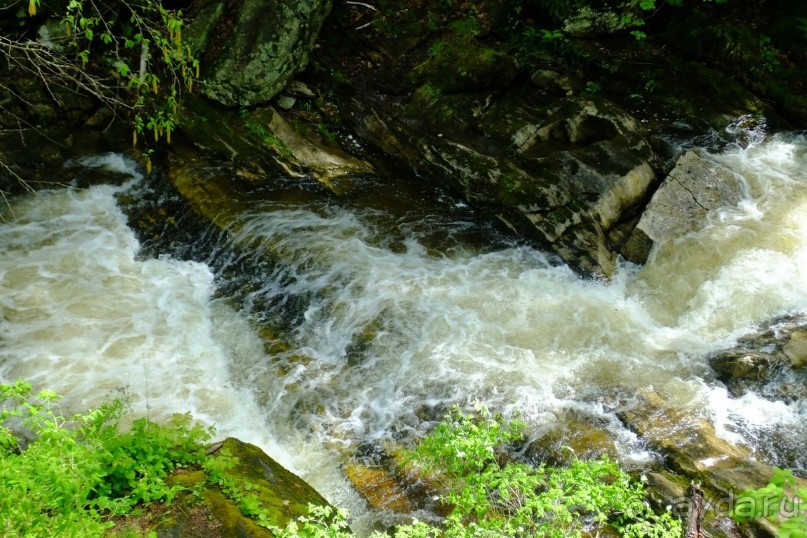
60 0 199 151
0 0 199 178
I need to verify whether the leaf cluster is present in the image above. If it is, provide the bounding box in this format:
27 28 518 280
398 405 680 538
270 405 682 538
732 467 807 538
60 0 197 147
18 0 199 173
0 379 213 536
267 504 354 538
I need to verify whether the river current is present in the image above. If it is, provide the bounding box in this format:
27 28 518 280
1 130 806 528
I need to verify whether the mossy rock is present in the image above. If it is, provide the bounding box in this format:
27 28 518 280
163 438 336 537
186 0 333 106
344 463 413 513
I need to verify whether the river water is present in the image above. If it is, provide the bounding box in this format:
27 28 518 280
1 130 806 527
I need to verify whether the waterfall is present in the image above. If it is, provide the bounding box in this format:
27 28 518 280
1 133 805 528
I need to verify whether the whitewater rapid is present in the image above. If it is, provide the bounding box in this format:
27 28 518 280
1 132 805 527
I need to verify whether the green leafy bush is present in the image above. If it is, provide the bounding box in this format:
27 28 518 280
270 405 682 538
732 467 807 538
0 379 213 536
399 405 681 538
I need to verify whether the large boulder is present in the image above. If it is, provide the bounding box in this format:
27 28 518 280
160 437 337 537
186 0 332 107
622 151 743 263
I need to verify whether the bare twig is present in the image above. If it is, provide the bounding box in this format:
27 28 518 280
0 35 132 115
346 0 377 10
0 33 134 215
0 156 34 222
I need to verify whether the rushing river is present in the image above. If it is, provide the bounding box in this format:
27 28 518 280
1 130 806 529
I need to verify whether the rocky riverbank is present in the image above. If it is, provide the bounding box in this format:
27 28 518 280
2 1 806 536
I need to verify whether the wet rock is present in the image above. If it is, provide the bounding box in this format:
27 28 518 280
525 409 618 464
618 390 784 537
186 0 332 106
470 95 660 276
177 96 373 192
164 437 336 537
302 0 803 278
623 151 743 263
530 70 560 90
340 89 660 276
0 101 129 195
345 463 413 513
338 443 451 520
708 314 807 403
275 95 297 110
642 470 686 512
619 391 773 492
529 69 585 97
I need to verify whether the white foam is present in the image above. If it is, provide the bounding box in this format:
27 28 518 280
0 175 293 468
2 132 807 528
217 133 807 456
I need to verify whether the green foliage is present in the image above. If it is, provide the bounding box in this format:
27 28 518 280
202 450 281 527
242 117 297 162
585 81 602 93
732 467 807 538
60 0 198 148
513 26 588 71
272 405 681 538
0 379 213 536
427 39 448 61
399 405 681 538
94 413 212 513
408 405 524 477
18 0 198 171
0 380 113 536
316 123 340 147
447 8 482 39
268 504 354 538
0 379 346 536
753 35 781 74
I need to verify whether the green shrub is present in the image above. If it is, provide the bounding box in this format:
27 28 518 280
732 467 807 538
271 405 682 538
0 380 213 536
399 405 681 538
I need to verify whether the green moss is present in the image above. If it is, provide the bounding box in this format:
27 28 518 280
447 15 482 38
410 36 517 93
243 120 297 162
409 83 442 110
316 123 341 147
166 438 333 536
220 437 328 523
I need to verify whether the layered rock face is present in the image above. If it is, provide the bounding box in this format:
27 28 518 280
622 151 744 263
339 89 662 276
